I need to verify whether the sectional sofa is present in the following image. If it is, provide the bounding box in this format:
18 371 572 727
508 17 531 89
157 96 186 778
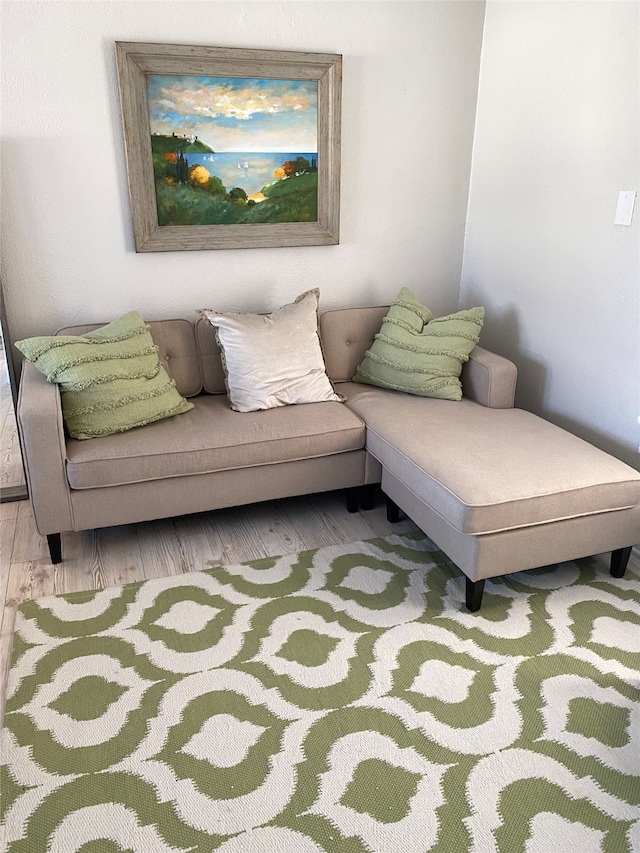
17 305 640 610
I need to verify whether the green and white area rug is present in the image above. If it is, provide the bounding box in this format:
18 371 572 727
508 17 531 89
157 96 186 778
2 533 639 852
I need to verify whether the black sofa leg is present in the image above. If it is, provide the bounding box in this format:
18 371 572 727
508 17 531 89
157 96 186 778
465 577 485 612
610 546 632 579
386 495 401 523
47 533 62 565
360 484 378 511
346 487 361 513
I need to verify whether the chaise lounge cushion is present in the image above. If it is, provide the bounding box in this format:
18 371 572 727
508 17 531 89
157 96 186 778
65 395 365 489
342 383 640 535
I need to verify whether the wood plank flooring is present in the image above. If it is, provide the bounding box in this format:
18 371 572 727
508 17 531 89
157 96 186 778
0 489 418 726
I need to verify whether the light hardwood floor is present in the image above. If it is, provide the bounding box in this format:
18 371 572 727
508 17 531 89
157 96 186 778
0 489 418 726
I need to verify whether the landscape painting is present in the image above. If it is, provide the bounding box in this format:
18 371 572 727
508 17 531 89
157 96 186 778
148 75 319 226
115 43 341 251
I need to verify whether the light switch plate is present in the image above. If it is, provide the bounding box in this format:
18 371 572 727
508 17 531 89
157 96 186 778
614 190 636 226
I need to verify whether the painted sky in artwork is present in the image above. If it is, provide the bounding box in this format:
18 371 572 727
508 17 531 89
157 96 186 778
147 75 318 153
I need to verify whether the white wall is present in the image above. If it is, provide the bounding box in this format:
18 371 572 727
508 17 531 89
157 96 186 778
1 0 485 344
460 1 640 468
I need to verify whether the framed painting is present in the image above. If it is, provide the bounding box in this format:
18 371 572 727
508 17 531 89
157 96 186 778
115 42 342 252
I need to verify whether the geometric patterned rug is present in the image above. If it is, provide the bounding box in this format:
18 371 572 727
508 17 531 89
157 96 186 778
1 532 639 852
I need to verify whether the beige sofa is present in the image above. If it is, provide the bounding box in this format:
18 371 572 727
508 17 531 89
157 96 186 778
17 305 640 610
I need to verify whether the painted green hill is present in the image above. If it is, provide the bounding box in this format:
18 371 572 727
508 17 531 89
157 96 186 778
247 173 317 222
151 134 214 155
154 171 317 226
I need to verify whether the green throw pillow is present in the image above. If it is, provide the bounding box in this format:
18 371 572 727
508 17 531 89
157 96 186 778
353 287 484 400
16 311 193 439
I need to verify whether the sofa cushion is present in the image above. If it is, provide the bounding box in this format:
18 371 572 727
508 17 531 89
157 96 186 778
16 312 194 440
58 318 203 398
352 288 485 401
65 394 365 489
341 383 640 535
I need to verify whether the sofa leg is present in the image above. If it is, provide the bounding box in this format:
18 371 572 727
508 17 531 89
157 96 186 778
346 487 361 513
610 546 632 578
386 495 401 523
465 577 485 612
47 533 62 565
360 484 378 511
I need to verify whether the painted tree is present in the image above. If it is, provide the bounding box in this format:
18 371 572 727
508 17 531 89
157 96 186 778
188 164 211 188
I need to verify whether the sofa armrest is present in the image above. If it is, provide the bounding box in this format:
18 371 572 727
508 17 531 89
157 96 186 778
17 362 73 535
461 346 517 409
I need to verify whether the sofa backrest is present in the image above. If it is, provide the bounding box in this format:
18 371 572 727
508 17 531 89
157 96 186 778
319 306 388 382
58 305 388 398
195 306 388 390
57 319 203 398
195 317 228 394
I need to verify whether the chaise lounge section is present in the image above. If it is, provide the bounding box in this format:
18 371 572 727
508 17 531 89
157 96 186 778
321 306 640 609
17 305 640 610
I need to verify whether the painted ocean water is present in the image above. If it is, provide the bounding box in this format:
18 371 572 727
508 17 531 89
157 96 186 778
185 152 317 196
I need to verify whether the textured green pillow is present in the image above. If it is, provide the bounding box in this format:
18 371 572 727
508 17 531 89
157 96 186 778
353 288 484 400
16 311 193 439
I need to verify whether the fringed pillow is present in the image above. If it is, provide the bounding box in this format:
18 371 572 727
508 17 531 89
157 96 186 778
16 311 193 439
198 290 344 413
353 287 484 400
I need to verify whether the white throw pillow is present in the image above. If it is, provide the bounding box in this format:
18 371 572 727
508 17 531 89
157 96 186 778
198 290 344 412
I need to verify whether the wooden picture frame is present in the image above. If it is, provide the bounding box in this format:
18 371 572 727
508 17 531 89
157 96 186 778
115 42 341 252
